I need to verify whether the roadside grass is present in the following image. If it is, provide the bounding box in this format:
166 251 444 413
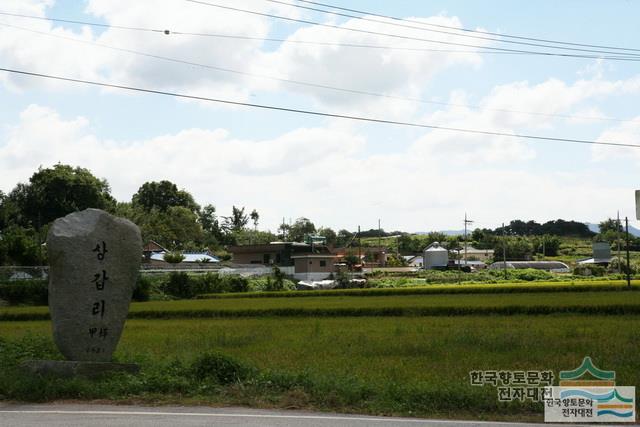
1 315 639 420
1 289 639 321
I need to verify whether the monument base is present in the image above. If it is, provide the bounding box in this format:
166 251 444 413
21 360 140 379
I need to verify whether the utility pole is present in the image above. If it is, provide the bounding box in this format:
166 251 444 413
358 225 362 268
626 217 631 288
502 222 508 280
618 211 622 274
464 213 473 268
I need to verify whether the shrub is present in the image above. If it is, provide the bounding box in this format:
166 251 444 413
132 275 151 302
225 275 249 293
0 280 48 305
163 252 185 264
574 265 607 277
189 352 253 384
164 272 193 298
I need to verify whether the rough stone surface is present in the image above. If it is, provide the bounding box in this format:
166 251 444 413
21 360 140 379
47 208 141 362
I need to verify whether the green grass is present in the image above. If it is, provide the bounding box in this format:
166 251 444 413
1 315 639 420
198 280 640 299
2 288 640 320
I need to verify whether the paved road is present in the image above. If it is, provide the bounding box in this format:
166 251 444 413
0 403 583 426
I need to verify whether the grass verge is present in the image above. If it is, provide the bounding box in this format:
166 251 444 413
1 315 639 421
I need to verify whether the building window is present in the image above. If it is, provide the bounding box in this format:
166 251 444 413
320 260 327 267
263 254 271 264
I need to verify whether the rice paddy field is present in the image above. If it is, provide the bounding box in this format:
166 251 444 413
1 282 639 421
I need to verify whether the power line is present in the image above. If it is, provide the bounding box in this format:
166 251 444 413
0 10 530 55
263 0 640 58
291 0 640 54
1 66 637 149
3 21 637 124
1 9 638 62
184 0 640 61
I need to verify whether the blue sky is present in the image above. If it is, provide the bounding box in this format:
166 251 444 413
1 0 639 232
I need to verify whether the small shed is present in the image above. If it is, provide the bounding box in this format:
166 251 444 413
291 254 337 281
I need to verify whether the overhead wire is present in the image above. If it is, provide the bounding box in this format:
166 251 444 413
2 9 639 61
0 10 529 55
2 20 637 124
184 0 640 61
290 0 640 54
262 0 640 58
1 67 637 149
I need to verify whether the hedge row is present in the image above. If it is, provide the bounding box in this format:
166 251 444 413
198 281 640 299
3 303 639 321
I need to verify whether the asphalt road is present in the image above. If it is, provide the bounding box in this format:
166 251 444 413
0 403 584 427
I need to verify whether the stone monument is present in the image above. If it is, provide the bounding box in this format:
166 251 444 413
22 208 142 378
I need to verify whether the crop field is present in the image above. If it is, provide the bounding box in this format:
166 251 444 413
1 314 639 420
2 286 639 320
2 283 639 420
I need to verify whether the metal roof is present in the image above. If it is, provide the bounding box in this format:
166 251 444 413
150 252 219 263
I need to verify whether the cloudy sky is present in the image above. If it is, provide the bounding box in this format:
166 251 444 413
1 0 639 232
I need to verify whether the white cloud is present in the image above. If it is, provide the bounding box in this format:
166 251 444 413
257 14 486 117
592 117 640 162
0 1 489 113
1 104 636 231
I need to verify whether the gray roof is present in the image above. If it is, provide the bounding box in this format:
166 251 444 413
489 261 569 271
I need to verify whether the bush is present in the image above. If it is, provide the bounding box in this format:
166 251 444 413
0 280 48 305
574 265 607 277
225 275 249 293
164 272 193 299
189 352 253 384
132 275 151 302
163 252 185 264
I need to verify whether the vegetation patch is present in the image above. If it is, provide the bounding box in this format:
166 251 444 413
1 315 639 420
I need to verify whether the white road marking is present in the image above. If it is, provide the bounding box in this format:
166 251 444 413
0 410 551 425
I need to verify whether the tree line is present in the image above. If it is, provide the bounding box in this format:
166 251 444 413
0 164 636 266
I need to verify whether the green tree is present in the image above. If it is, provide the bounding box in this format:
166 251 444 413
132 180 199 213
288 217 316 242
119 205 204 249
250 209 259 231
223 206 249 233
532 235 561 256
8 164 115 229
0 225 41 266
599 218 623 234
317 227 337 246
336 229 353 247
493 236 534 261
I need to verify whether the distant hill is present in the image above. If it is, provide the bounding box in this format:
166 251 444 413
585 222 640 237
415 222 640 238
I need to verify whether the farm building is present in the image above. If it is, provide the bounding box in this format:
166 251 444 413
291 254 339 281
228 242 317 266
488 261 570 273
423 242 449 269
459 245 494 261
577 242 612 266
